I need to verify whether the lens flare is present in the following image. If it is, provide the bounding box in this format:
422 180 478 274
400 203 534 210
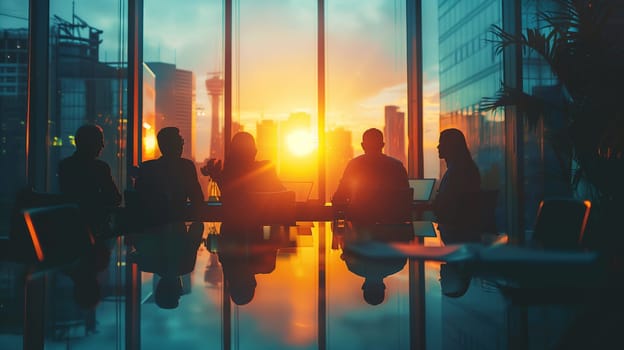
286 130 316 156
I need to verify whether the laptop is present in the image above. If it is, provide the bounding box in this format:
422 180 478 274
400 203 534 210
282 181 313 202
408 178 436 203
412 220 437 237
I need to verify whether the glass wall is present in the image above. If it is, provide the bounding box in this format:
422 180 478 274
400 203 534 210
0 1 28 237
44 1 128 348
0 4 29 348
438 0 507 231
326 0 409 199
520 0 566 228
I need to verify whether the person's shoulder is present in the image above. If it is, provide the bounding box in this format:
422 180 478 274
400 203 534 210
92 159 113 172
255 159 276 170
140 159 160 168
382 154 406 167
179 158 197 167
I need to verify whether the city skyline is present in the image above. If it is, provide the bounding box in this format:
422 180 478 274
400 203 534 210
0 0 440 177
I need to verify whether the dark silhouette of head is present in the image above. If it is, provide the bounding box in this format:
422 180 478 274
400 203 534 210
154 276 182 309
228 273 257 305
438 128 471 162
362 279 386 305
361 128 385 154
227 132 257 165
75 124 105 158
157 127 184 158
439 263 471 298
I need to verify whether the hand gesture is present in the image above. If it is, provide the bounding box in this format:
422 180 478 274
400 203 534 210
201 158 223 181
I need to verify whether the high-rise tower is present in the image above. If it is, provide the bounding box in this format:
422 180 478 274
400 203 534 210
205 74 224 160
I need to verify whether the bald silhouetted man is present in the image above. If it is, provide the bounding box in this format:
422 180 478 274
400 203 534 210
332 128 410 223
58 124 122 234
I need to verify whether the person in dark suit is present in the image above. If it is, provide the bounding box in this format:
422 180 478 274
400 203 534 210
433 128 481 244
58 124 122 235
135 127 204 225
332 128 410 223
201 131 284 202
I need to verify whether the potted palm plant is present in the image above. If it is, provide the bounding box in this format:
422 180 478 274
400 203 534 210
481 0 624 250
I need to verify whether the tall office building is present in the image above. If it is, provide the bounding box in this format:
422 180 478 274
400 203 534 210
146 62 196 161
384 105 406 165
205 75 224 160
437 0 561 230
0 29 28 207
49 16 126 191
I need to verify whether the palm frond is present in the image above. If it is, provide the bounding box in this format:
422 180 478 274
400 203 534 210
479 84 551 130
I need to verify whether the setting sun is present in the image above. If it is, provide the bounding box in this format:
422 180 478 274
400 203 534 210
286 130 316 157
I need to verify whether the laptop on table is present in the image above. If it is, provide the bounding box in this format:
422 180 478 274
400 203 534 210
408 178 437 237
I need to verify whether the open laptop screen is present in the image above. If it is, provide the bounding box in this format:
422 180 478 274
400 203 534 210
408 178 436 202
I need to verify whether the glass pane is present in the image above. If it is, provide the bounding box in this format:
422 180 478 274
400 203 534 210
0 1 29 348
422 1 440 180
235 0 318 199
43 0 128 348
520 1 565 228
437 0 507 231
0 3 28 235
326 0 408 200
142 1 224 348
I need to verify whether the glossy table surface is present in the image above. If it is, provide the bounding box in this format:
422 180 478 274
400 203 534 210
1 219 622 350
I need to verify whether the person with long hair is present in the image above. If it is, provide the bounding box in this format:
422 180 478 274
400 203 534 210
433 128 481 243
201 131 284 203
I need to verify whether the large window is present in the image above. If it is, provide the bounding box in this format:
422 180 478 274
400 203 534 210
0 1 28 236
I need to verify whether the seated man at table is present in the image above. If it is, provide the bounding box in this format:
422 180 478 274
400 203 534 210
58 124 122 235
135 127 204 225
332 128 411 223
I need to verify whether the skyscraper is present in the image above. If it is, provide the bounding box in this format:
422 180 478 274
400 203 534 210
384 105 406 165
146 62 196 160
205 74 223 160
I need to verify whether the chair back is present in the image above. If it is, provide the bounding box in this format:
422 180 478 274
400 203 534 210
532 198 591 249
225 190 296 226
455 189 499 233
347 187 414 224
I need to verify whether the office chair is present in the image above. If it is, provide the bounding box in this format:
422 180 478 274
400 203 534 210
532 198 591 250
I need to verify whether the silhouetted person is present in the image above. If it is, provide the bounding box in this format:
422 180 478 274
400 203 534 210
130 222 204 309
135 127 204 225
332 128 410 223
201 131 284 202
58 124 122 235
217 223 283 305
438 262 472 298
339 221 411 305
433 128 481 244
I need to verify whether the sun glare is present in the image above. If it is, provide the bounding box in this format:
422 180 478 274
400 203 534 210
286 130 316 157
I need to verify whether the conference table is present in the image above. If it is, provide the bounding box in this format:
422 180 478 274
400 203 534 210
6 200 623 350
